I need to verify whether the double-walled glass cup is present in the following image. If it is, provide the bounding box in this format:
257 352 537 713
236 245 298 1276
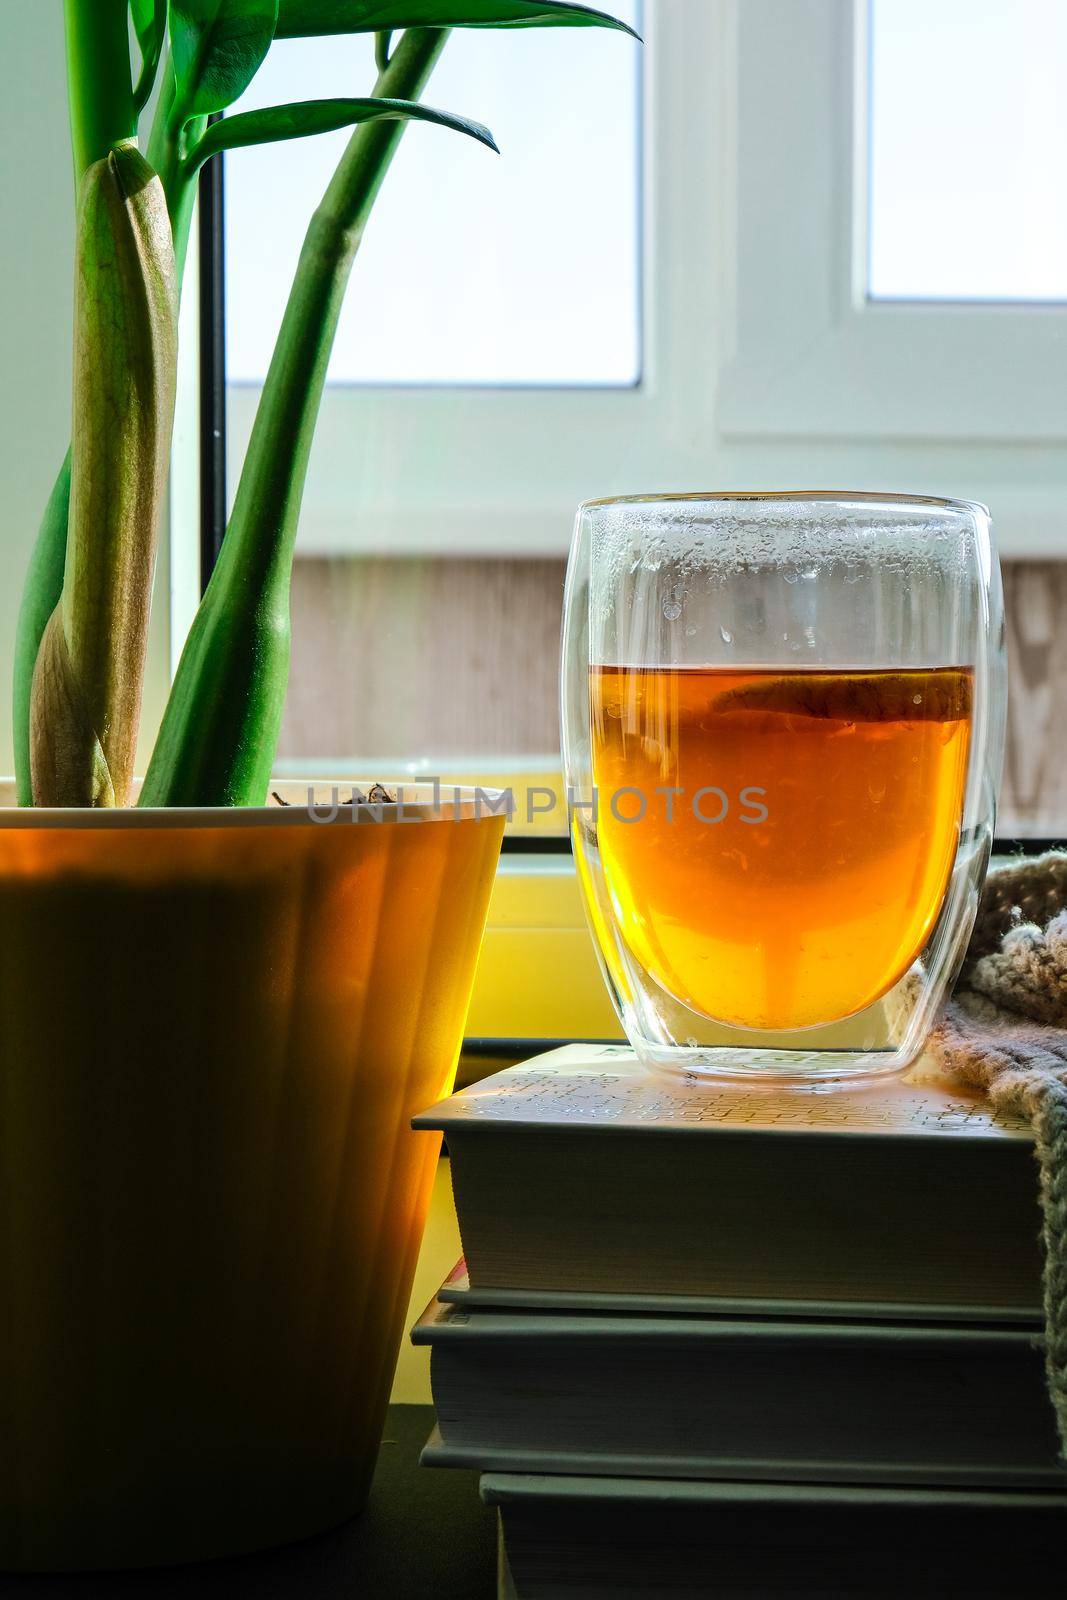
561 493 1006 1082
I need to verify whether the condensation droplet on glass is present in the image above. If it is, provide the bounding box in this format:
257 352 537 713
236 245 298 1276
662 598 682 621
719 625 732 644
783 569 799 585
685 625 697 637
913 694 922 705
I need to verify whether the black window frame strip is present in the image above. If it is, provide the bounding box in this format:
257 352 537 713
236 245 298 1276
199 131 227 593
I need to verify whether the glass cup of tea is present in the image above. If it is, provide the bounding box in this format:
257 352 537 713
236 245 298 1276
561 492 1006 1082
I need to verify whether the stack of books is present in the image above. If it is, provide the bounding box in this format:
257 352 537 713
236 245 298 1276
412 1045 1066 1597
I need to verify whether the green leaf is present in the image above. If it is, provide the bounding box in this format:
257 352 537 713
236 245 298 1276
185 94 498 169
170 0 280 119
129 0 158 52
275 0 639 40
130 0 168 111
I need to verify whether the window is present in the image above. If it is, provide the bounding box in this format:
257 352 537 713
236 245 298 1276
717 0 1067 535
224 2 649 560
212 0 1067 877
224 1 1067 567
225 12 641 386
869 0 1067 303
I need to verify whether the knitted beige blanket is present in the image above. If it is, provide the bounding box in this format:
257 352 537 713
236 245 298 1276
927 851 1067 1454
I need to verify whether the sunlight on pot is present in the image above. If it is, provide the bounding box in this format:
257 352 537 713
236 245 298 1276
0 787 503 1570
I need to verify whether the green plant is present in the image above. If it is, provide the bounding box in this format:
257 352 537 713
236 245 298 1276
14 0 637 807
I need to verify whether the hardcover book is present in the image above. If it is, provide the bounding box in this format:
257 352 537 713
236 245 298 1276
415 1293 1061 1488
486 1474 1067 1599
414 1045 1041 1315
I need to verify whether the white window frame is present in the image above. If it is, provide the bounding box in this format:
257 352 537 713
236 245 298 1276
224 0 1067 561
720 1 1067 442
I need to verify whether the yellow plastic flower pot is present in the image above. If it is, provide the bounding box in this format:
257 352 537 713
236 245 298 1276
0 787 503 1570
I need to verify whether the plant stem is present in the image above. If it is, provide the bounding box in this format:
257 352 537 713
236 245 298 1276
145 66 204 275
13 1 137 804
12 54 202 805
30 147 177 807
141 28 451 807
224 26 449 600
12 462 71 804
63 0 137 184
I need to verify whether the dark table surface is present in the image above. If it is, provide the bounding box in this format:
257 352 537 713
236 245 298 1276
0 1407 495 1600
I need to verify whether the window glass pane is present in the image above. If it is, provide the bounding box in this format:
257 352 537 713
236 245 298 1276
225 5 641 384
868 0 1067 301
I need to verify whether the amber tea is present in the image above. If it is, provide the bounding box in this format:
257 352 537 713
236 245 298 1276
590 664 973 1031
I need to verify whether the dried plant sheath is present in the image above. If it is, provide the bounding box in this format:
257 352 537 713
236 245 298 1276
30 144 177 807
31 612 116 806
